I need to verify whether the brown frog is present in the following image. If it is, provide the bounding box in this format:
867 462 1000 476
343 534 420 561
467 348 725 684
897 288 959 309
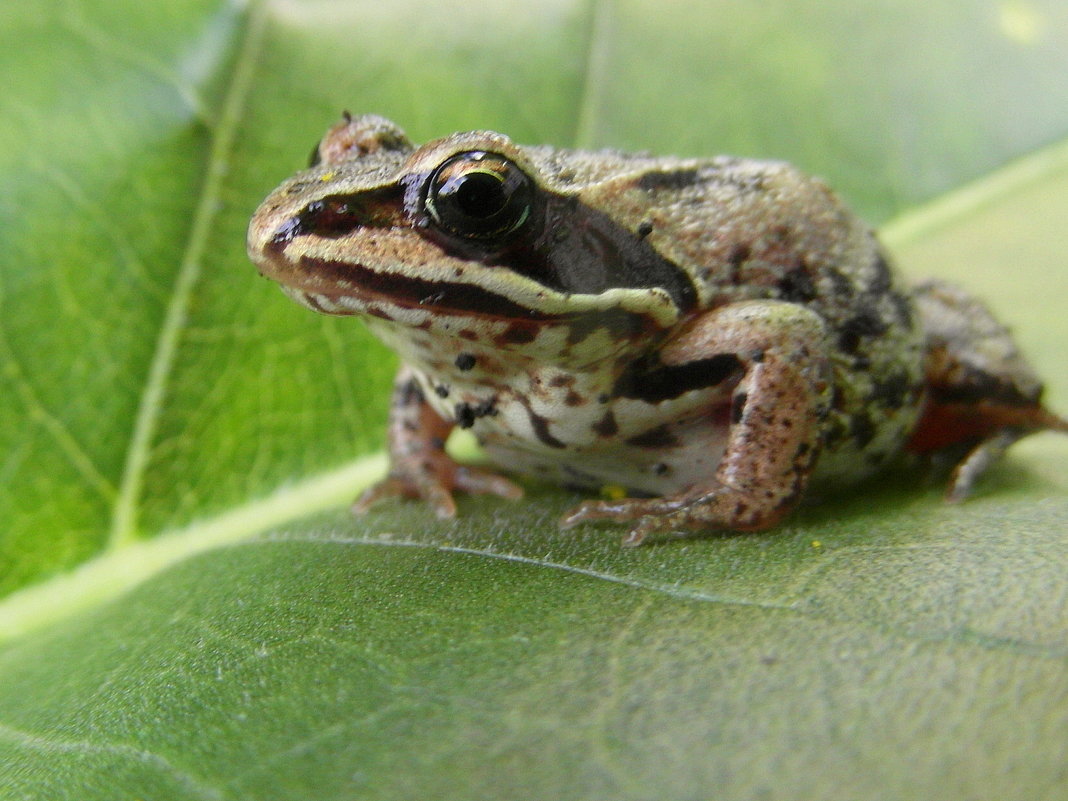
247 113 1066 545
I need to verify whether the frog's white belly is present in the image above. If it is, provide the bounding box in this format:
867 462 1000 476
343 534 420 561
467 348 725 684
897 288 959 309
418 368 735 496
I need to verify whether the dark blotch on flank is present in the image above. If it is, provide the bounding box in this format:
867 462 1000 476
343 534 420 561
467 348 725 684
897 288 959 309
850 414 876 448
565 308 647 346
528 409 566 449
592 410 619 437
637 169 701 192
838 308 889 354
626 424 679 449
455 353 477 371
777 261 817 303
870 253 893 294
397 378 425 407
869 370 913 410
454 397 498 429
496 324 537 346
615 354 742 404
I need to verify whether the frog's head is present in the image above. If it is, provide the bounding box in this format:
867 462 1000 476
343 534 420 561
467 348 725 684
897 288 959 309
247 114 696 361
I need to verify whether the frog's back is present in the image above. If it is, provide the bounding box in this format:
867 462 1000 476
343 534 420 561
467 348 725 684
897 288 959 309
541 149 928 480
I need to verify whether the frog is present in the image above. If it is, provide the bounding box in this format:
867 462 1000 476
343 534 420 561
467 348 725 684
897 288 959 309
247 113 1067 545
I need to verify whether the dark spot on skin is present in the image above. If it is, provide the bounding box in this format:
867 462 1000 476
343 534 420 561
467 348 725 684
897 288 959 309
454 397 498 429
566 308 649 347
750 349 765 363
429 436 446 451
549 375 574 388
435 385 450 399
597 393 610 404
653 462 671 477
850 414 877 448
869 370 912 410
866 450 888 466
768 225 791 245
398 379 425 407
562 464 599 487
827 268 855 297
777 260 817 303
454 403 476 429
615 354 742 404
626 424 679 449
637 220 654 239
725 242 752 283
592 410 619 437
565 391 584 406
727 242 751 267
459 328 480 341
638 168 701 192
838 308 889 354
495 325 538 346
455 353 477 371
870 253 893 294
731 392 748 424
889 290 915 328
528 408 566 449
929 365 1038 406
822 419 846 448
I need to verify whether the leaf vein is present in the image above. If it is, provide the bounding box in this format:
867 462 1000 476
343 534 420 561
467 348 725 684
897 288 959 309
0 721 226 801
107 2 269 548
263 533 800 612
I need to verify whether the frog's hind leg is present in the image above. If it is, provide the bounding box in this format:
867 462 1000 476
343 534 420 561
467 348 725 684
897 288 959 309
906 279 1068 500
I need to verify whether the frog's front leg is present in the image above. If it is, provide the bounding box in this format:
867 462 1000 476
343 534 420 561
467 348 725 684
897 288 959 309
562 301 833 545
353 366 524 518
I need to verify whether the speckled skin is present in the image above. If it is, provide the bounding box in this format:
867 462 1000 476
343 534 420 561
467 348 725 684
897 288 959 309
247 114 1066 544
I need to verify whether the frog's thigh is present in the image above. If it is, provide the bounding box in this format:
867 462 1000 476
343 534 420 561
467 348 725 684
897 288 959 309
564 300 833 543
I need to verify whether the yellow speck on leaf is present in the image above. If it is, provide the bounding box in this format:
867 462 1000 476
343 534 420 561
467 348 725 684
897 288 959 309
811 540 822 549
998 1 1046 45
601 484 628 501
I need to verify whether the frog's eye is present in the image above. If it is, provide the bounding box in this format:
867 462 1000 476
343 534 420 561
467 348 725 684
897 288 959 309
425 151 533 240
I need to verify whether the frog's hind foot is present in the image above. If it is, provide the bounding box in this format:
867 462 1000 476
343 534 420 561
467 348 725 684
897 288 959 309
944 408 1068 502
353 460 523 520
908 279 1068 500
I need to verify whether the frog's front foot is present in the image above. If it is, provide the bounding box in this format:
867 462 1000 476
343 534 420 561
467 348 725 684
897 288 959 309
353 453 523 519
560 486 787 547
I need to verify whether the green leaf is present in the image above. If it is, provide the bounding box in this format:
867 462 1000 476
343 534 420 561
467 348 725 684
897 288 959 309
2 1 1068 798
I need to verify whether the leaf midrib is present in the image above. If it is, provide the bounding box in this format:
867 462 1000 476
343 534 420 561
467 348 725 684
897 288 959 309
106 1 269 549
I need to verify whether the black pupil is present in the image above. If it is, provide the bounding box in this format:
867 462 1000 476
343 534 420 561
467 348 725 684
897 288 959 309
454 172 506 219
426 152 532 240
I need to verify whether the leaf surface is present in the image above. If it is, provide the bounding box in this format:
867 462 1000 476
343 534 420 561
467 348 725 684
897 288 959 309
1 1 1067 799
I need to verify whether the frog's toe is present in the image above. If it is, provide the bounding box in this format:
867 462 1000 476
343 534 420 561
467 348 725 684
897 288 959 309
452 465 524 501
945 429 1025 504
559 498 688 547
352 475 458 519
